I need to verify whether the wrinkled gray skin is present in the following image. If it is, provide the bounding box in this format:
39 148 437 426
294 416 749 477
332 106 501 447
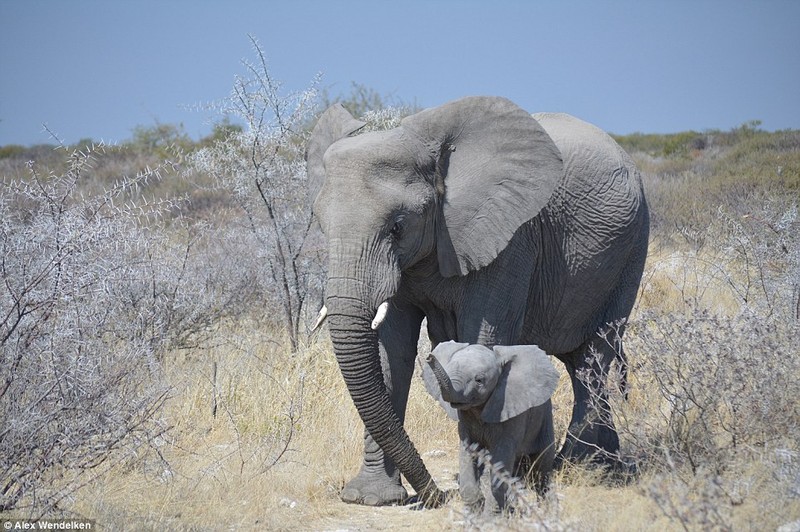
422 342 559 512
307 96 649 506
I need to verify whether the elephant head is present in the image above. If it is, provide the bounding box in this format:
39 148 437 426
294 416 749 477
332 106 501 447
306 97 563 499
422 342 560 423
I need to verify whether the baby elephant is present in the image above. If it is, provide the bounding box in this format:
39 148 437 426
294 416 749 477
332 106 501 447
422 341 560 512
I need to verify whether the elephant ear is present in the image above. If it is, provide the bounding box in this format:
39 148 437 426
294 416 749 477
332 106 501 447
420 341 469 421
401 96 563 277
306 104 366 207
481 345 559 423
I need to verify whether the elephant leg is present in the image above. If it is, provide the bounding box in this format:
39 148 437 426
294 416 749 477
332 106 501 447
522 409 555 496
458 445 484 511
457 424 484 511
516 451 553 497
340 302 423 506
556 336 620 465
487 444 517 513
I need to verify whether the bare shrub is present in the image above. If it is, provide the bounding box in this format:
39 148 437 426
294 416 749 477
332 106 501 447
716 199 799 318
631 308 798 470
580 197 800 528
644 469 732 531
0 138 246 515
358 106 414 132
190 37 324 352
0 143 176 515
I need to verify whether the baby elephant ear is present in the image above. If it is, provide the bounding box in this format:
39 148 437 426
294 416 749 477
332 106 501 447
420 341 468 421
481 345 560 423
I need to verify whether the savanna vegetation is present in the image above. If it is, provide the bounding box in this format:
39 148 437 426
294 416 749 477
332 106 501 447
1 42 798 530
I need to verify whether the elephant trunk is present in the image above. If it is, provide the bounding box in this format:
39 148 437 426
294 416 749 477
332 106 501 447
325 293 442 504
426 354 456 403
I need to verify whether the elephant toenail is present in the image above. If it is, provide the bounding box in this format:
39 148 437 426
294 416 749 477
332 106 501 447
362 494 380 506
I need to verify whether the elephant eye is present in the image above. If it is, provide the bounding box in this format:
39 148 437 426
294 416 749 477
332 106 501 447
475 374 485 386
390 220 404 239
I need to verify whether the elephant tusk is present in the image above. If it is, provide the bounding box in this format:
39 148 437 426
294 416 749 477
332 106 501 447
371 301 389 330
312 305 328 331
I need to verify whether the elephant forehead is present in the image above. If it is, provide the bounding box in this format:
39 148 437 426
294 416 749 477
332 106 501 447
323 130 432 184
454 345 495 366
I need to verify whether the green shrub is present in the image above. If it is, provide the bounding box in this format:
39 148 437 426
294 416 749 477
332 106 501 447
125 122 194 158
0 144 25 159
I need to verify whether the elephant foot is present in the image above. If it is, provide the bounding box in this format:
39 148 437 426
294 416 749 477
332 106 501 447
341 471 408 506
459 486 485 513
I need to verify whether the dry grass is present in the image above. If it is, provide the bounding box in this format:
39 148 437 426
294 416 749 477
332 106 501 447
67 326 462 530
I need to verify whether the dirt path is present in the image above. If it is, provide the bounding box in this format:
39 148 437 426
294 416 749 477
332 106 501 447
298 452 462 531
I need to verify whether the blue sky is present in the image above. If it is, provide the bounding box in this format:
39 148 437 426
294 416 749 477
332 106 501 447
1 0 798 146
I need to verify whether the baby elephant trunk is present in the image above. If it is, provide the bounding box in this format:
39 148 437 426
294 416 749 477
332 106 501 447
426 354 456 403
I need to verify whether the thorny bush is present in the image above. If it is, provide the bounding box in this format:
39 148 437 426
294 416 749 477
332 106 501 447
0 140 232 515
189 37 324 353
571 198 799 529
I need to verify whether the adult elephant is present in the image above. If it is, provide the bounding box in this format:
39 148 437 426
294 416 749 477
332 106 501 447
306 96 649 506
